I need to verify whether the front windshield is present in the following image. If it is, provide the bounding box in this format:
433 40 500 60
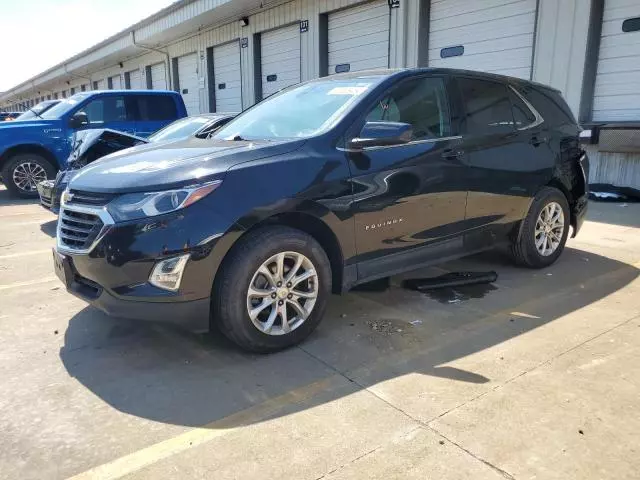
40 94 91 119
149 116 212 142
16 101 58 120
214 78 379 140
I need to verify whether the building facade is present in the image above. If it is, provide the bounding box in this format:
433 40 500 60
1 0 639 188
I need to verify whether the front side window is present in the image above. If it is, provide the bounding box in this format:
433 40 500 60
80 96 126 125
214 78 380 140
365 76 451 140
458 78 515 135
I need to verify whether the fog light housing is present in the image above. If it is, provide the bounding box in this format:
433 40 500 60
149 254 190 291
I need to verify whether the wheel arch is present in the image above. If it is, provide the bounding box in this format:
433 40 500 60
213 210 345 296
0 144 58 171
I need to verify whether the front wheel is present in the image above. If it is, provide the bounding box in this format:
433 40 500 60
2 154 56 198
212 226 332 353
511 186 570 268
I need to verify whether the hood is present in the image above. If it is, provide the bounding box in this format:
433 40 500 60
69 137 306 194
0 119 60 131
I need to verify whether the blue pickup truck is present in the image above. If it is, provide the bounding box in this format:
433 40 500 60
0 90 187 197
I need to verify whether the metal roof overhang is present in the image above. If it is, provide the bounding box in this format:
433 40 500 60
1 0 277 103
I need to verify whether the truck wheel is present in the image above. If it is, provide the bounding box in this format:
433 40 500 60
511 186 570 268
212 226 332 353
2 154 56 198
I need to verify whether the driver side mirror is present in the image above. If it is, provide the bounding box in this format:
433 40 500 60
347 121 413 150
69 112 89 129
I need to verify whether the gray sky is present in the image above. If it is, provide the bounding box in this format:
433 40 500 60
0 0 175 91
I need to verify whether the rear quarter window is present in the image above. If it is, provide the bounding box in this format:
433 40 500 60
516 85 576 128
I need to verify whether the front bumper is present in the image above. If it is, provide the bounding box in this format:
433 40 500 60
54 197 243 332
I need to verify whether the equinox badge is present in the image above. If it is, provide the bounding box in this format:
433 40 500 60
365 218 403 231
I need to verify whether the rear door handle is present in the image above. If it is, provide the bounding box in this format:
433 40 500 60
442 148 464 160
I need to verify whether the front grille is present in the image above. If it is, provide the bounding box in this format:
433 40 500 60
67 189 117 207
58 209 104 250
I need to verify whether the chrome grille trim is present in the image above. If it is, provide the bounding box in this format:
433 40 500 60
56 192 114 255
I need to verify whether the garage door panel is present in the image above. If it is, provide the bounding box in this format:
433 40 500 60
429 0 536 79
430 15 534 47
592 0 640 121
128 70 141 89
430 47 533 72
213 41 242 112
328 0 389 75
328 8 388 30
328 28 389 49
151 63 167 90
430 33 533 59
261 25 301 98
178 53 200 115
430 0 535 32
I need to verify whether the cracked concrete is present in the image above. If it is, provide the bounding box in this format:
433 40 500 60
1 187 639 480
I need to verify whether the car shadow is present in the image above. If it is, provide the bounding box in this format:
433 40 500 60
0 185 40 206
60 247 639 429
40 219 57 237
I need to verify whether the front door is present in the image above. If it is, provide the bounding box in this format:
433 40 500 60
346 75 468 280
79 94 134 134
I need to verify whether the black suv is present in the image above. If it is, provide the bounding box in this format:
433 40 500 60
54 69 589 352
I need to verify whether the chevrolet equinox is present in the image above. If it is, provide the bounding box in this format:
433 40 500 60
53 69 589 352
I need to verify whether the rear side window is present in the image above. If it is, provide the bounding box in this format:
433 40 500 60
457 78 514 135
135 95 178 121
516 85 576 127
365 76 451 140
81 96 126 125
508 88 537 128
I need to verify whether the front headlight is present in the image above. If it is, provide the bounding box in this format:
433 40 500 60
106 180 221 222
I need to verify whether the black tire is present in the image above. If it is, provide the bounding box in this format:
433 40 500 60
2 153 56 198
212 226 332 353
511 186 570 268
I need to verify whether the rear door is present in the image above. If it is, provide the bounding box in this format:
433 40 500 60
133 94 179 137
347 75 468 279
455 77 547 234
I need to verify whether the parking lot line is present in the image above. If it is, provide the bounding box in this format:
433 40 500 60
0 276 57 290
67 375 342 480
0 249 52 259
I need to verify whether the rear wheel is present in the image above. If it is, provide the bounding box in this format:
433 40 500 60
2 153 56 198
212 226 331 352
511 186 570 268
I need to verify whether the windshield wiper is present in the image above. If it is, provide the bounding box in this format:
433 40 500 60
230 134 246 141
16 100 42 119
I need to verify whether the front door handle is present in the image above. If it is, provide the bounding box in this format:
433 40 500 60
442 148 464 160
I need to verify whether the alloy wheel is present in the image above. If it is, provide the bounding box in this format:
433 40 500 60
12 161 47 192
246 251 319 335
534 201 565 256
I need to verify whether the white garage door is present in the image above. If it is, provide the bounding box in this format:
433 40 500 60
213 41 242 112
151 62 168 90
328 0 390 75
95 80 105 90
592 0 640 121
127 70 142 89
110 75 122 90
178 53 200 115
261 24 301 99
429 0 537 79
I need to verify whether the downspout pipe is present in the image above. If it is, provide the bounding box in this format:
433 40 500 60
131 30 172 89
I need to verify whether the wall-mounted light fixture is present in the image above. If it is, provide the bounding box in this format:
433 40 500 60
240 17 249 27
